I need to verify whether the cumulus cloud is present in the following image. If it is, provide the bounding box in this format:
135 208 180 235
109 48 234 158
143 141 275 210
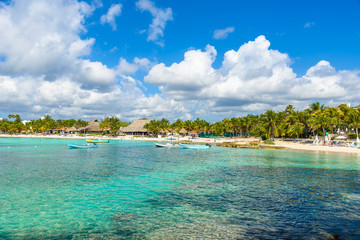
0 0 94 78
100 3 122 30
213 27 235 40
145 45 218 98
145 35 360 116
116 57 152 75
0 0 188 120
0 74 189 120
136 0 173 46
1 1 360 121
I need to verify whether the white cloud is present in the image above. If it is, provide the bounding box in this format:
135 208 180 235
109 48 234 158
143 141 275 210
0 0 188 120
1 1 360 121
76 60 117 90
304 22 315 28
213 27 235 40
145 35 360 116
116 57 152 75
145 45 218 98
100 3 122 30
0 74 189 120
136 0 173 46
0 0 95 78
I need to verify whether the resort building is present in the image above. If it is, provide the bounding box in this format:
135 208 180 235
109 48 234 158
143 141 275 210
119 119 151 136
78 119 109 134
65 126 79 134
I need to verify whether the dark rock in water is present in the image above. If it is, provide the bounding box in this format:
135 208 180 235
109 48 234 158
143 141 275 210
111 212 136 222
110 212 140 238
217 142 286 150
328 234 344 240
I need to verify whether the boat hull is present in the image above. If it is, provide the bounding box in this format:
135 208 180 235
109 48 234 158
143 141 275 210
179 143 210 149
86 139 109 143
67 144 98 149
155 143 179 148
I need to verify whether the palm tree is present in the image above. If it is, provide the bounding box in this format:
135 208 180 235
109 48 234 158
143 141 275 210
210 122 226 136
8 114 23 133
287 122 305 139
222 118 234 137
159 118 170 135
100 116 123 136
308 102 325 113
170 119 183 134
324 107 341 134
261 110 280 140
193 118 203 133
347 109 360 139
308 110 330 141
183 120 193 132
285 104 295 114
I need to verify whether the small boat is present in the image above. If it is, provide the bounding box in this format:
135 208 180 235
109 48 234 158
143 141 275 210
67 143 98 149
179 143 210 149
155 143 179 148
86 139 109 143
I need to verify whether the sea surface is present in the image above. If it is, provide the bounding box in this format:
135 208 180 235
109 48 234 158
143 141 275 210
0 137 360 239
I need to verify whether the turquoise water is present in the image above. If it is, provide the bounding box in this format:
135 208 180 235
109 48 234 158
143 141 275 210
0 138 360 239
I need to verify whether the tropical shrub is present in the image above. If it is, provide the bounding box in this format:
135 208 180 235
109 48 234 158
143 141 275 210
263 140 275 145
347 133 357 139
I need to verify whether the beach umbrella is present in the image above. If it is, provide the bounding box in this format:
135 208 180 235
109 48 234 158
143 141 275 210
356 137 360 143
313 135 319 145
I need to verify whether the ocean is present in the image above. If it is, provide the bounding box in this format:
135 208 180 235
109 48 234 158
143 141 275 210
0 137 359 239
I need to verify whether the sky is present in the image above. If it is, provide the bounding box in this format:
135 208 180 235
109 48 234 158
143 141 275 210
0 0 360 122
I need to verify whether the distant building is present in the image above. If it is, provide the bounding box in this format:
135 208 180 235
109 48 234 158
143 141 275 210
119 119 151 136
78 119 109 134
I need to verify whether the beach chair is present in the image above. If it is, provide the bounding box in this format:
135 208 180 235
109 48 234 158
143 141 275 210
293 138 299 143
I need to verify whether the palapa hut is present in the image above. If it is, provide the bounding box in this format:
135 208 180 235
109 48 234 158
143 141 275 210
179 128 187 136
189 130 198 138
65 126 78 134
80 119 109 134
119 119 151 136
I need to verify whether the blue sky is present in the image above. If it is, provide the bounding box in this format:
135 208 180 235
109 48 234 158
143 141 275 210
0 0 360 121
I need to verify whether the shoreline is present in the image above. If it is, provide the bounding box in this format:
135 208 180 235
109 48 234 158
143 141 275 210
1 134 360 155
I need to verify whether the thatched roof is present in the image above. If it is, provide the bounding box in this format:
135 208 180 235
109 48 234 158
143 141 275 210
77 119 103 132
179 128 187 134
120 119 151 133
86 119 102 132
65 126 78 132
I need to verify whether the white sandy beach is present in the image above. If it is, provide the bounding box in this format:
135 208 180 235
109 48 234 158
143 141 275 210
2 134 360 155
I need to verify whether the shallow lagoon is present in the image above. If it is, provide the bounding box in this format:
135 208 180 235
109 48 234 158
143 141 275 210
0 137 360 239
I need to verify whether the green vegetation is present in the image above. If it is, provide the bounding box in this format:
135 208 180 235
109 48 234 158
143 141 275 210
142 103 360 141
99 116 129 137
1 103 360 141
263 140 275 145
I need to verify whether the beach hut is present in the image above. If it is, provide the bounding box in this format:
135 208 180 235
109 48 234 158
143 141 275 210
65 126 78 134
189 130 198 138
80 120 109 134
119 119 151 136
179 128 187 136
